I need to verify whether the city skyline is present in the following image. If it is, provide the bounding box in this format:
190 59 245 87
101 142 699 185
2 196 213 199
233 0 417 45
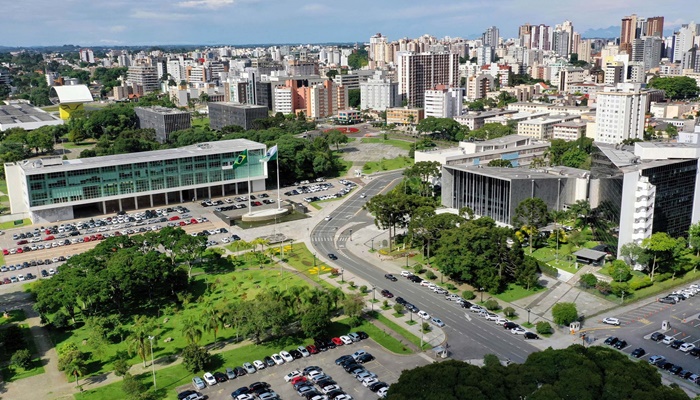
1 0 696 46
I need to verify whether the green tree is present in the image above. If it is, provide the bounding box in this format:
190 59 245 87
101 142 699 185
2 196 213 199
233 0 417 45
347 49 369 69
551 302 578 326
348 89 361 108
487 159 513 167
122 373 146 397
128 316 155 368
648 76 700 99
181 316 203 345
579 273 598 288
610 260 632 282
113 351 131 377
512 198 550 254
536 321 553 334
325 129 349 151
393 303 404 315
641 232 678 280
300 302 332 338
11 349 32 369
181 344 211 373
342 293 365 325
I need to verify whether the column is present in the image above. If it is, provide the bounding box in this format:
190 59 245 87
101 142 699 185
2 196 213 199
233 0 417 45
134 196 138 210
150 194 154 208
208 187 212 200
118 198 123 212
165 192 169 205
102 201 107 214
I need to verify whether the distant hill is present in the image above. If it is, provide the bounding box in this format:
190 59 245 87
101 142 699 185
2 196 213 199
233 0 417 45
582 26 619 39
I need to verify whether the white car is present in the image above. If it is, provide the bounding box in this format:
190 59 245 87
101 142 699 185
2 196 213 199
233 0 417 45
203 372 217 386
485 313 499 321
400 271 412 277
378 387 388 398
280 350 294 362
511 327 527 335
297 346 310 357
495 317 509 325
469 304 484 312
324 216 332 221
340 335 353 345
322 384 341 394
662 336 674 345
362 377 379 387
420 280 431 287
253 360 266 370
679 343 696 352
284 370 302 382
307 370 324 380
602 317 620 326
271 353 284 365
417 310 430 320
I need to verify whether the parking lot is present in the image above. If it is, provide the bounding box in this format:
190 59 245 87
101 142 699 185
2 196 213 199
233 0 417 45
178 338 431 400
592 282 700 393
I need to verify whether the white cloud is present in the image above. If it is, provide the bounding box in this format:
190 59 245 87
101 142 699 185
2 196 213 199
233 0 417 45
130 10 189 20
302 3 331 14
109 25 127 32
177 0 235 8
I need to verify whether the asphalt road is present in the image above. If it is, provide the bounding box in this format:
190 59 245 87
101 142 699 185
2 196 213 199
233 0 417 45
310 172 540 363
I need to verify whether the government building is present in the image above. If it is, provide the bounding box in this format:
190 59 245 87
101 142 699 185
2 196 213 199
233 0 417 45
5 139 267 223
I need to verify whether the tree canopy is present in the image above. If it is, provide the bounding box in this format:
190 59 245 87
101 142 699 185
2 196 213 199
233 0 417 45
648 76 700 100
386 346 690 400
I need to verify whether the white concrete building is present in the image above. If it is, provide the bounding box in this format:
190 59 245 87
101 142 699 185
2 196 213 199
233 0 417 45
360 70 400 111
414 134 549 167
595 86 648 144
424 86 463 119
631 176 655 246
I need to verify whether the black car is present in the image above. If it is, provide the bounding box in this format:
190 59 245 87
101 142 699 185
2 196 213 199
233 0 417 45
405 303 419 313
460 301 473 309
614 340 627 349
504 322 519 330
178 390 197 400
679 370 693 380
631 348 646 358
264 356 275 367
380 289 393 298
660 362 675 371
317 378 337 389
356 353 375 363
302 391 322 400
326 389 346 399
669 365 683 375
369 381 388 392
233 366 247 376
604 336 619 346
384 273 397 281
658 297 676 304
408 275 422 283
335 355 354 365
303 366 322 375
670 339 684 349
325 338 337 349
356 331 368 340
340 358 357 368
327 253 338 260
650 332 665 341
289 349 303 359
343 362 361 372
689 348 700 357
524 332 539 340
249 382 271 392
315 340 328 352
231 386 250 397
395 297 407 305
214 371 228 382
41 269 49 277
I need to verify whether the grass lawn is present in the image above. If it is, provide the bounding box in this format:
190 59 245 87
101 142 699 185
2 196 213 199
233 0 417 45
279 243 336 290
375 313 431 350
0 309 27 325
0 361 45 382
0 218 31 230
76 318 407 400
0 179 7 193
191 117 210 128
310 187 356 207
492 283 544 303
361 156 413 174
0 322 45 381
62 140 96 149
360 137 414 151
51 265 314 378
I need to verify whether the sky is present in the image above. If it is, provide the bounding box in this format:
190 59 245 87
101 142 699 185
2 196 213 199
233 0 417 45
1 0 696 47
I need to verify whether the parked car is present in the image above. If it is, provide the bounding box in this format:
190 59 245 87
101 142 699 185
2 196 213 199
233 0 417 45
631 348 646 358
271 354 284 365
203 372 217 386
524 332 540 340
648 355 666 365
192 376 205 390
679 343 695 352
417 310 430 320
213 371 228 382
604 336 619 346
614 340 628 349
511 327 527 335
431 317 445 327
602 317 621 326
284 370 302 382
670 339 684 349
242 362 256 374
650 332 665 341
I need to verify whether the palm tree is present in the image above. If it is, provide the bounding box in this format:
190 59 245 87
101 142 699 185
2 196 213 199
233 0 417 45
222 301 244 342
65 359 86 388
328 287 345 310
203 304 224 343
181 316 203 345
128 316 154 368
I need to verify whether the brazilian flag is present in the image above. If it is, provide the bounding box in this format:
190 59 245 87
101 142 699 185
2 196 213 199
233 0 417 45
232 149 248 168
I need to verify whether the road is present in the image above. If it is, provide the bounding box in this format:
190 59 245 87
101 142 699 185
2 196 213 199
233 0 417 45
310 171 540 363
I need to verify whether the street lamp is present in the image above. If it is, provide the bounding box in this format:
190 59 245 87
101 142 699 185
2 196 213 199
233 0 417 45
479 287 484 303
371 238 374 251
341 268 344 283
371 286 376 311
527 308 531 325
409 310 413 323
148 336 156 389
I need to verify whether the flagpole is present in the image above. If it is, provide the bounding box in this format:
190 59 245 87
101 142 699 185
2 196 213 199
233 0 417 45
275 143 281 210
247 159 252 215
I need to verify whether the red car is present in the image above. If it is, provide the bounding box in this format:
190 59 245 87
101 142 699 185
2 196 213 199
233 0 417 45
16 248 23 253
95 234 104 240
169 216 180 221
306 344 319 354
290 376 307 385
84 236 91 242
331 337 344 346
2 249 9 255
179 221 186 226
16 240 28 245
190 218 198 224
44 235 55 241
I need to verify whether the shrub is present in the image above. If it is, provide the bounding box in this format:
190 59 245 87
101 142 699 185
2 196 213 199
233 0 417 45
122 373 146 397
359 285 368 294
536 321 553 335
383 300 389 308
462 290 476 300
579 273 598 289
655 273 672 282
11 349 32 369
1 325 27 353
610 260 632 282
596 281 611 295
348 281 355 288
421 322 430 332
484 299 501 311
552 302 578 326
181 344 211 373
425 271 437 280
610 282 630 298
393 304 403 314
503 307 516 318
446 283 457 291
537 261 559 277
413 265 424 274
629 276 653 291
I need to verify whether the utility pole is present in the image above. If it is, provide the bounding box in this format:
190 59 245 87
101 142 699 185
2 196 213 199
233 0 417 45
148 336 156 389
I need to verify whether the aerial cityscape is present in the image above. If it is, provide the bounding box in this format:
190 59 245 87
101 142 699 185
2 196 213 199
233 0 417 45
1 2 700 400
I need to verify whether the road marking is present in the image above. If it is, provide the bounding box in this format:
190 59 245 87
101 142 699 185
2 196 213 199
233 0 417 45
464 313 472 321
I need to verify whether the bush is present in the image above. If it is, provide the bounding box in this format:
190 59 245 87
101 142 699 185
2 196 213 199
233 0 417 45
52 311 72 330
359 285 368 294
596 281 611 295
629 276 653 291
655 273 672 282
393 304 403 314
536 321 553 335
413 265 424 275
0 325 27 353
383 300 389 308
579 273 598 289
503 307 516 318
537 261 559 278
484 299 501 311
610 282 630 298
421 322 430 332
552 303 578 326
446 283 457 291
610 260 632 282
425 271 437 280
462 290 476 300
348 281 355 288
11 349 32 369
181 344 211 373
122 373 146 397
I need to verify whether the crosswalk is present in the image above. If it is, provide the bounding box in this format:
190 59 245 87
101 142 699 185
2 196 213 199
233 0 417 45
311 236 349 243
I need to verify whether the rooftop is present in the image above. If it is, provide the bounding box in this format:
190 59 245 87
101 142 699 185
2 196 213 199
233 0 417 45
18 139 264 175
446 165 583 180
0 104 63 131
135 106 189 115
209 102 267 109
51 85 93 104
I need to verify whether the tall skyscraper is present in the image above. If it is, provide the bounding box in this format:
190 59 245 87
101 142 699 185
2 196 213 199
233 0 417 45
519 24 533 48
397 52 460 108
620 14 638 54
595 86 648 144
482 26 500 47
646 16 665 37
530 24 552 51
